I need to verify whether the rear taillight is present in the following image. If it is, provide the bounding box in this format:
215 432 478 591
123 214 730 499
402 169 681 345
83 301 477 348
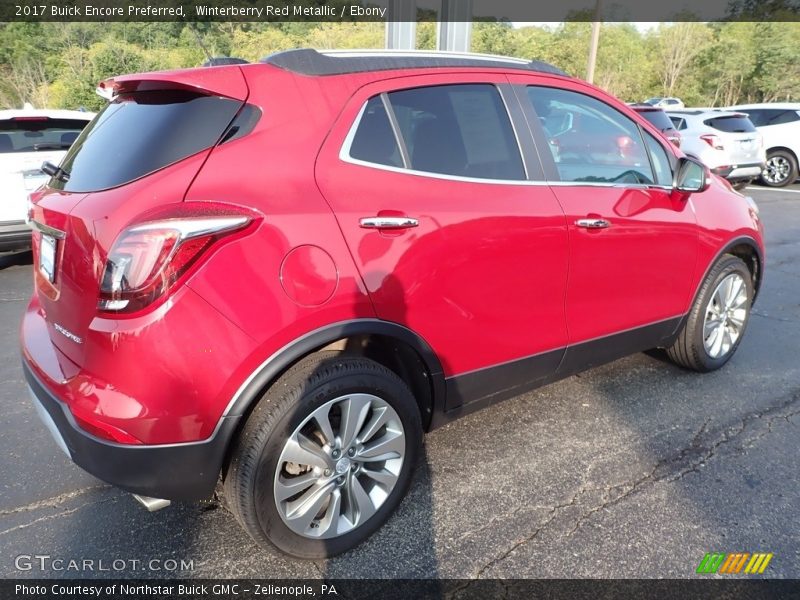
700 134 724 151
99 210 253 314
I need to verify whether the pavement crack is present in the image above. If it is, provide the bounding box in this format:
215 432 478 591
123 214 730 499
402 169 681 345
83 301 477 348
468 490 585 581
469 389 800 577
310 560 325 579
0 495 120 537
0 485 111 516
752 310 796 323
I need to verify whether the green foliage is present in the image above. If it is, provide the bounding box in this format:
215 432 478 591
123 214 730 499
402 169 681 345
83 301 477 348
0 21 797 110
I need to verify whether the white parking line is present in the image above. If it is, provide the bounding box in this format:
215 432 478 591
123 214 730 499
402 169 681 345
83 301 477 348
746 186 800 194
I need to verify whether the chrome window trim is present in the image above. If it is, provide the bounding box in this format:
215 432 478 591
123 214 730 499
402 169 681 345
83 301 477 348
339 83 531 185
339 86 675 192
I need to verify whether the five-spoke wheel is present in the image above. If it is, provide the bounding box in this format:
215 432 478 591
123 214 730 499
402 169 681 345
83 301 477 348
224 352 421 558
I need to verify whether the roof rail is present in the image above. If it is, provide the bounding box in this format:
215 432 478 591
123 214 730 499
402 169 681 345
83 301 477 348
261 48 567 77
202 57 249 67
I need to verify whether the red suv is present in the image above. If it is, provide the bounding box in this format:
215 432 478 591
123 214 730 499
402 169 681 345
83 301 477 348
22 50 764 558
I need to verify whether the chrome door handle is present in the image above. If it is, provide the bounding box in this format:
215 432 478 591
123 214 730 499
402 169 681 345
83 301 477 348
575 218 611 229
359 216 419 229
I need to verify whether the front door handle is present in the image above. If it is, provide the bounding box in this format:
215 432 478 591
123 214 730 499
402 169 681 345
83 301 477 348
360 216 419 230
575 218 611 229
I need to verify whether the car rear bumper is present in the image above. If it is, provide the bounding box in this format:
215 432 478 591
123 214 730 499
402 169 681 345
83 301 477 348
712 163 764 181
0 220 31 251
23 358 241 501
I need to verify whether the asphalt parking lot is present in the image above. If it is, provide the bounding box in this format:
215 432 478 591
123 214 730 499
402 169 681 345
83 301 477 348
1 185 798 580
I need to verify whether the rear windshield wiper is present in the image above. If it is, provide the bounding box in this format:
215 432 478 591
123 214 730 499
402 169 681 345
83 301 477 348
33 142 73 151
41 160 70 182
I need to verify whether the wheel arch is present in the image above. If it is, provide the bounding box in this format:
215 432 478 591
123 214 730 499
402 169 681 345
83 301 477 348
694 236 764 308
222 320 446 440
766 145 798 162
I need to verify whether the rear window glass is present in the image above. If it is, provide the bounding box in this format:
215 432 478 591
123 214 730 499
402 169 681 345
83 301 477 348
747 109 800 127
50 90 242 192
704 116 756 133
0 118 89 154
637 109 674 132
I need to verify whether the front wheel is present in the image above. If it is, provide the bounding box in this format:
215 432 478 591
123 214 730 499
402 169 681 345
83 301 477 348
223 352 422 558
760 150 798 187
666 255 753 372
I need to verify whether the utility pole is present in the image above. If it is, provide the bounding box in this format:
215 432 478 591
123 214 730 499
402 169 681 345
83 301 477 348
585 0 602 84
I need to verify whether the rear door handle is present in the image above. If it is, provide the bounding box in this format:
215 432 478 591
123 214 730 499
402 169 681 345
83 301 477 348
359 216 419 230
575 218 611 229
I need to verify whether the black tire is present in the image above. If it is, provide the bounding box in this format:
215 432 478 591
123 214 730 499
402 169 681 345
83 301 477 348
223 351 422 558
666 255 753 372
760 149 798 188
731 180 750 191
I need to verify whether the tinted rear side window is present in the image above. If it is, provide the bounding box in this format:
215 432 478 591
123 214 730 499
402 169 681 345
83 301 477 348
51 91 242 192
349 96 403 168
637 109 674 132
0 118 89 154
704 116 756 133
387 84 525 180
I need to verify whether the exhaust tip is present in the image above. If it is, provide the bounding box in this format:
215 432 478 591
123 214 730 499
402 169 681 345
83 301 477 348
132 494 171 512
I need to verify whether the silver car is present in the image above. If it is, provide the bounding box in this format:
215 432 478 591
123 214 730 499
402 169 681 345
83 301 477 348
0 108 94 251
667 109 765 190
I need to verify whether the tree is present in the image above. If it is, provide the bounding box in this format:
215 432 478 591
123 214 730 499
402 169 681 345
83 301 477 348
655 23 712 98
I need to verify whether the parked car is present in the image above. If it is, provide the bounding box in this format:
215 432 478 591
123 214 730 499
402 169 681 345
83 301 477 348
728 103 800 187
630 104 681 147
0 109 94 251
666 109 765 190
23 50 764 558
644 96 685 109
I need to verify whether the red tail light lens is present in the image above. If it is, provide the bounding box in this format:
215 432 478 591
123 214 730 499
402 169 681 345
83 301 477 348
700 134 724 151
99 215 251 314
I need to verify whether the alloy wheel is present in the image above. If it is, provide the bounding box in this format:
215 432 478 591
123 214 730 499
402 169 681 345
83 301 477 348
274 394 406 539
763 156 791 185
702 273 748 359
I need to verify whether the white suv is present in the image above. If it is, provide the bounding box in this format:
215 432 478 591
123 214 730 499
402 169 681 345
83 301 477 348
0 109 94 251
644 97 685 109
728 103 800 187
667 109 765 190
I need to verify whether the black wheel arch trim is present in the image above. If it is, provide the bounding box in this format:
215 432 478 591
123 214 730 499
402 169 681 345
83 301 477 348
697 235 764 307
223 319 447 430
669 235 763 341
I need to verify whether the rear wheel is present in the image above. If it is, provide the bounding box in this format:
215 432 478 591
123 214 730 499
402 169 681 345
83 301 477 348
760 149 798 187
223 351 422 558
666 255 753 372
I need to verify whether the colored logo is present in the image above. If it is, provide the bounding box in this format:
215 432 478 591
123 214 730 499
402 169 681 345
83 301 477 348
697 552 773 574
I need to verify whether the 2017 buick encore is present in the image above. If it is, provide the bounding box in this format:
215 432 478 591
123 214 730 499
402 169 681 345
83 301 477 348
22 49 765 558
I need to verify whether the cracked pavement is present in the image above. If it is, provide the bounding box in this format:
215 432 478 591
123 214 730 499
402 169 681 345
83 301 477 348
1 187 798 579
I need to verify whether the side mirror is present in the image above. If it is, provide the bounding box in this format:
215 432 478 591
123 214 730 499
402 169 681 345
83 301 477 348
674 156 709 192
